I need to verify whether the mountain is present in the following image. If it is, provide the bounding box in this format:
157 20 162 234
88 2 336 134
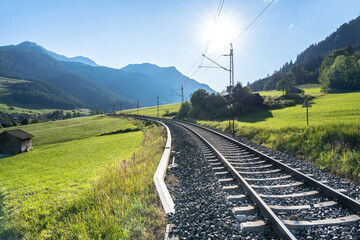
122 63 215 97
249 15 360 91
0 77 84 109
0 42 134 110
39 46 99 67
0 41 216 110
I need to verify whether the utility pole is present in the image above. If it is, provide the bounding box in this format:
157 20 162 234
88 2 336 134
181 84 184 104
157 95 159 118
223 43 235 134
137 100 139 115
201 43 235 134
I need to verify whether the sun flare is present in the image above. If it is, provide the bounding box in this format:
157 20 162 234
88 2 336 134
202 16 238 53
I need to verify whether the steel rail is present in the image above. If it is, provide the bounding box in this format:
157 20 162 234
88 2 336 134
176 122 297 240
181 121 360 214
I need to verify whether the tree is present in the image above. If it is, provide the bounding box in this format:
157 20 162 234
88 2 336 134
190 89 209 108
319 51 360 92
276 78 289 96
65 112 72 119
21 118 30 125
176 101 191 120
2 121 12 128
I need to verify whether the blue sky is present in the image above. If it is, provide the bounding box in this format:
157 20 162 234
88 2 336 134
0 0 359 91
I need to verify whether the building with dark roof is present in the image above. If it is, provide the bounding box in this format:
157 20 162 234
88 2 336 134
0 129 34 155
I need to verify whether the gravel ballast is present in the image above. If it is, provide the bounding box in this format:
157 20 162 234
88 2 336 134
165 122 279 239
162 121 360 239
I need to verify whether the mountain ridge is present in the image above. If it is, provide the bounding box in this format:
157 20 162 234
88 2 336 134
249 15 360 91
0 42 216 111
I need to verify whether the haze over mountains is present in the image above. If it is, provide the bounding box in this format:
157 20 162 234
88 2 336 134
0 42 215 111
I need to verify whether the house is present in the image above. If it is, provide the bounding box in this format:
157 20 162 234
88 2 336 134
0 129 34 155
220 86 234 102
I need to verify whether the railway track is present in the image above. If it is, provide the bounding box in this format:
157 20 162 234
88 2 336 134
170 120 360 239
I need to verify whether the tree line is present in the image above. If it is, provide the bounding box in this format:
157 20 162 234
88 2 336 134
176 83 264 120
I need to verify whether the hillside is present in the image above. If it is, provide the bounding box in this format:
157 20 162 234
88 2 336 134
0 116 165 239
0 42 215 111
250 15 360 91
0 76 84 109
0 42 133 110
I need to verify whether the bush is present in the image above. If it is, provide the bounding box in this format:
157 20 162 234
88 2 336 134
2 121 12 128
21 118 30 125
176 101 191 120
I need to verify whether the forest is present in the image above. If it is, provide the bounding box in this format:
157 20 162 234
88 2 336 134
250 16 360 93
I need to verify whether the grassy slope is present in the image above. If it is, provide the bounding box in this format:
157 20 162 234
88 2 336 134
256 84 323 97
0 116 166 239
122 102 181 118
0 77 88 114
199 87 360 181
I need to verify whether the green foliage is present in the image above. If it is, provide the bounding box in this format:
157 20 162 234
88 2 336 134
20 118 29 125
190 88 209 108
190 92 227 119
176 101 191 120
232 83 264 116
276 78 289 96
0 116 166 239
319 49 360 92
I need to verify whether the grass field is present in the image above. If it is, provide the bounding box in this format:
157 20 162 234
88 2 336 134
0 116 166 239
199 88 360 181
256 84 323 97
119 85 360 181
122 102 181 118
198 90 360 129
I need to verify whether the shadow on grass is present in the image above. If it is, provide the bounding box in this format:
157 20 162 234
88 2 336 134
0 188 17 239
98 128 140 136
237 110 274 123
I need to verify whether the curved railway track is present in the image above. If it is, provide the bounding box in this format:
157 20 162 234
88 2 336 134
169 120 360 239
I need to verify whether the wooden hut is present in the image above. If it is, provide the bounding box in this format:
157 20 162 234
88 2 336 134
0 129 34 155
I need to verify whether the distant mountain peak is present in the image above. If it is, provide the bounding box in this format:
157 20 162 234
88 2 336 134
18 41 38 47
16 41 42 50
14 41 99 67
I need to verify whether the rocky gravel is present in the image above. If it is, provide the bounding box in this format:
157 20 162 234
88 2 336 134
162 121 360 239
165 122 279 239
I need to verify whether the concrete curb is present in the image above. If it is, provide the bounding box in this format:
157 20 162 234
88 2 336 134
153 120 175 214
121 115 175 213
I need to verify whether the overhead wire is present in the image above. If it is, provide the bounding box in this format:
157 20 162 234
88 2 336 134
187 0 225 79
193 0 274 79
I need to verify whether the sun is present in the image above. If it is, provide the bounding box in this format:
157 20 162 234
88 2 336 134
202 15 238 53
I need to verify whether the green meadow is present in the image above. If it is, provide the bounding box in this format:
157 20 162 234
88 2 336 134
0 116 166 239
122 102 181 118
199 87 360 181
256 84 323 97
124 85 360 181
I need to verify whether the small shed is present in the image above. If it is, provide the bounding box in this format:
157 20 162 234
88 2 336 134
0 129 34 155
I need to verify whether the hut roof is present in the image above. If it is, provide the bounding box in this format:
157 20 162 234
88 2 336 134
1 129 34 140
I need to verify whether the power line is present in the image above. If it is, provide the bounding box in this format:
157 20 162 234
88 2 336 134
188 0 226 79
195 0 274 79
233 0 274 43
